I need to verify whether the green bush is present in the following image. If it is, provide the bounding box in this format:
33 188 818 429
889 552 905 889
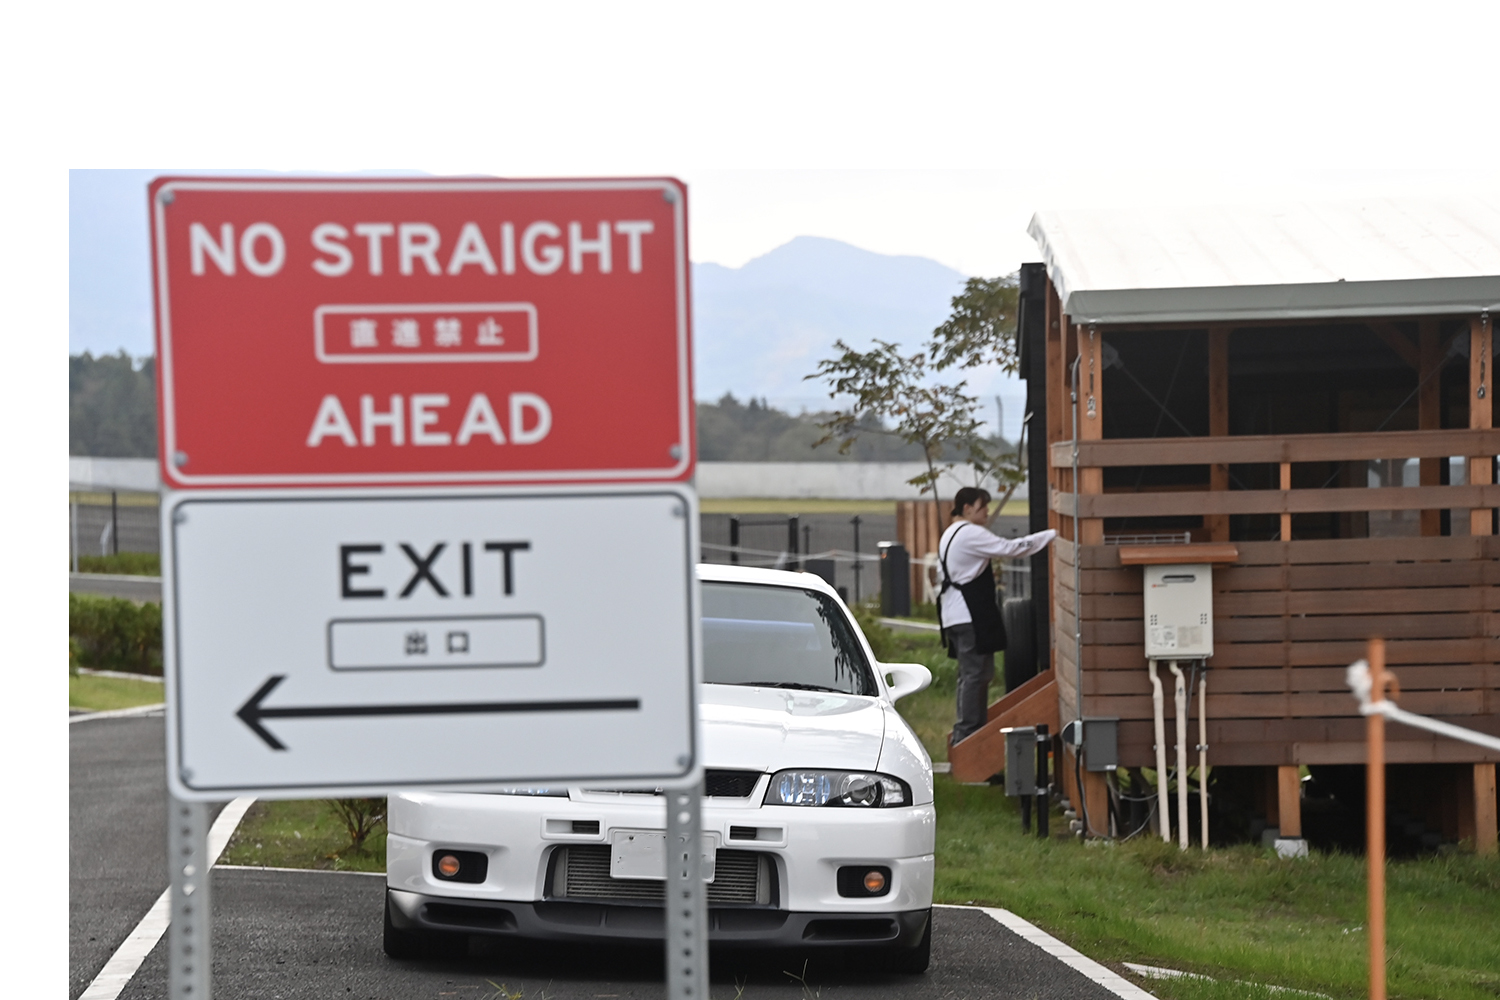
76 552 161 576
69 593 163 675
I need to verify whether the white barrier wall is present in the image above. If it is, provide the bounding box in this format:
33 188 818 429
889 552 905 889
66 456 1031 503
70 456 161 493
697 462 1028 501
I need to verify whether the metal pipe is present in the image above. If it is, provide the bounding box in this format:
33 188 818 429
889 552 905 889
1070 354 1083 731
1168 660 1189 849
729 516 740 565
1147 660 1171 842
1200 665 1212 845
1035 723 1050 838
850 516 862 602
111 490 119 556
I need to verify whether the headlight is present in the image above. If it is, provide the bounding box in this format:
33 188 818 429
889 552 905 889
763 770 910 807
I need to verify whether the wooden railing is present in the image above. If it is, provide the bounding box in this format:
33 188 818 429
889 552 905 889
1047 427 1500 520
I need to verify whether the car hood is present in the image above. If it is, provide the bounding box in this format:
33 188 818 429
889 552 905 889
700 684 887 773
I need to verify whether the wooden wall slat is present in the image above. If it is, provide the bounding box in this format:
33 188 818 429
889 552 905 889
1081 639 1500 671
1051 427 1500 468
1232 535 1498 565
1083 664 1499 696
1084 689 1487 720
1057 483 1500 519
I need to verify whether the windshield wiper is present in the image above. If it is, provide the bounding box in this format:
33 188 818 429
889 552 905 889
732 681 844 693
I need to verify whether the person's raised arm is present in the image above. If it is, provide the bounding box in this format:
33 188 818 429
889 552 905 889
964 527 1058 560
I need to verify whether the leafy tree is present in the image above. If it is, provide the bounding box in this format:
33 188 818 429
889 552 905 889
70 352 158 457
928 274 1029 511
804 340 994 512
696 393 924 462
929 275 1021 373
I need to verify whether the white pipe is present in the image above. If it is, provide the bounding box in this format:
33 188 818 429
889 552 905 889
1147 660 1171 842
1168 661 1189 850
1198 665 1209 849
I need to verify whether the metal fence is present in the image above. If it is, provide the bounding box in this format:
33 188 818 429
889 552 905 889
698 512 897 605
69 494 160 562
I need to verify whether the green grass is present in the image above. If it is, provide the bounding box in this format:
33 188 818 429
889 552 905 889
219 798 387 873
69 672 164 711
932 777 1500 1000
75 551 160 575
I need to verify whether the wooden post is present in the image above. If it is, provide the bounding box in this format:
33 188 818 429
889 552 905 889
1279 463 1292 542
1077 323 1104 546
1277 765 1302 838
1367 637 1388 1000
1419 320 1443 537
1477 763 1498 856
1207 327 1230 542
1084 768 1110 838
1471 314 1494 536
1044 280 1066 675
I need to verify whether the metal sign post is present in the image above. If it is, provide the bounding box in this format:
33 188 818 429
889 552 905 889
150 175 704 997
664 781 709 1000
167 797 213 1000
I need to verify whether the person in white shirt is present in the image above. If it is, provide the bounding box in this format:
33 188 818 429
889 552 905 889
938 486 1057 745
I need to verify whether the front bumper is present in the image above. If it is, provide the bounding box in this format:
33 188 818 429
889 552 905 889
389 789 936 916
388 888 930 949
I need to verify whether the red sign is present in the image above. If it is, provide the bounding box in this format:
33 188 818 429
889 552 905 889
150 177 693 488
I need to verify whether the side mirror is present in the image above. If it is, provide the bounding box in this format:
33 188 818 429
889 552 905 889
882 662 933 703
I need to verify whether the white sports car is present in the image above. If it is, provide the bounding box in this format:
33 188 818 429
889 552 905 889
383 564 936 971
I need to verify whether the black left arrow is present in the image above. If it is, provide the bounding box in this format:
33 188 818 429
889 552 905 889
236 675 641 750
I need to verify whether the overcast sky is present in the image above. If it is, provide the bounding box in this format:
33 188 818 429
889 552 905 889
56 2 1500 358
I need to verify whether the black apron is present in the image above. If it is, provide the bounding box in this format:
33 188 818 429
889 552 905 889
938 523 1008 657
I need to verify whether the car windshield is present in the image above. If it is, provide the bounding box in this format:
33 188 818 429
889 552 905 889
701 582 877 696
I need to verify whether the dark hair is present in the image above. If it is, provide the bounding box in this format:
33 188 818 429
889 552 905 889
951 487 991 516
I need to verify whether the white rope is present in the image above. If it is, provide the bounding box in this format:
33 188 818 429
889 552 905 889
1346 659 1500 753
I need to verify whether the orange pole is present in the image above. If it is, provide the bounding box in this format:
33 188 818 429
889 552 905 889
1367 637 1387 1000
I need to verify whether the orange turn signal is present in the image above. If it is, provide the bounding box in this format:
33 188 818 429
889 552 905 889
437 854 462 878
863 870 886 893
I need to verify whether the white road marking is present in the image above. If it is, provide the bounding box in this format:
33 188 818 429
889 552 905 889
75 668 164 683
69 704 166 724
938 904 1160 1000
215 864 385 877
1123 960 1333 998
78 797 256 1000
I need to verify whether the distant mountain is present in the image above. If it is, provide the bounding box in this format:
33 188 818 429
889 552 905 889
691 237 969 408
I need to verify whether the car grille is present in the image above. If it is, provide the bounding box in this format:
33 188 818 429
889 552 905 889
551 846 773 905
705 769 763 798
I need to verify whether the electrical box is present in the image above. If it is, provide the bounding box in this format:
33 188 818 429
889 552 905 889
1002 727 1036 796
1082 717 1119 772
1143 563 1214 659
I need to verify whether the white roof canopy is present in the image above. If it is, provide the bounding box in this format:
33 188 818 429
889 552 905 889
1028 198 1500 325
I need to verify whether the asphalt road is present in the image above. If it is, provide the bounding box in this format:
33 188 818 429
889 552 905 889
74 714 1142 1000
70 712 170 1000
113 872 1127 999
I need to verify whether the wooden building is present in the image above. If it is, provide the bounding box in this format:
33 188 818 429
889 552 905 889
989 200 1498 850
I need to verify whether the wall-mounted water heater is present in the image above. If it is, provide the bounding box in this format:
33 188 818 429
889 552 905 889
1143 563 1214 660
1122 543 1236 850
